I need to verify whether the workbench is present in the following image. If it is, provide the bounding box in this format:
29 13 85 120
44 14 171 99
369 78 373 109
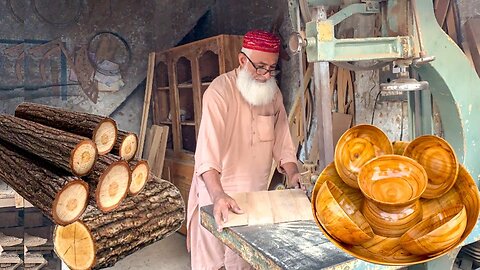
200 205 469 270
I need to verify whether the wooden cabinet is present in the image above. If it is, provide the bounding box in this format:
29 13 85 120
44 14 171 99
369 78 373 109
150 35 243 234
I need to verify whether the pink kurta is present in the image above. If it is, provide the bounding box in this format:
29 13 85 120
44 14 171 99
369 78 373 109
187 68 297 269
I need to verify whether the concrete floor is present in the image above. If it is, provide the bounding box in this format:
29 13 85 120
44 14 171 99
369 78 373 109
62 232 190 269
106 233 190 270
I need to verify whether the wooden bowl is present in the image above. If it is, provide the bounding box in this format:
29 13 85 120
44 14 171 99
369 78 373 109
334 125 393 189
312 164 480 265
362 199 423 238
400 205 467 256
315 181 374 245
392 141 409 155
312 162 364 210
358 155 428 206
403 135 459 199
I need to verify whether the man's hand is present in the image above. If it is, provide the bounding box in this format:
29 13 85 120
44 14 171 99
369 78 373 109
212 192 244 232
286 172 303 190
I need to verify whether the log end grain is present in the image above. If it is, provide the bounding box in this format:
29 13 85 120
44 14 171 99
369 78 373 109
52 180 89 226
54 221 96 270
129 160 150 196
95 160 131 212
93 119 118 155
120 133 138 161
70 139 98 176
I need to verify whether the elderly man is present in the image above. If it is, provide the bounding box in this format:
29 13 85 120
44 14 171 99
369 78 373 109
187 30 301 270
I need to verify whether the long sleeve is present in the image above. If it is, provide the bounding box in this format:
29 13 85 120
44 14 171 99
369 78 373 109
194 84 227 177
272 93 298 170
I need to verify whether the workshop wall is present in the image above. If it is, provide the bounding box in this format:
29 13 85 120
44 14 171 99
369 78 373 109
0 0 214 134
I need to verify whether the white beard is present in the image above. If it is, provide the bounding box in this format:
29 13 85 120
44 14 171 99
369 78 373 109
236 67 278 106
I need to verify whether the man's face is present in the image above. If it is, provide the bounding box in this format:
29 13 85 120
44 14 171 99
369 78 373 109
239 50 279 83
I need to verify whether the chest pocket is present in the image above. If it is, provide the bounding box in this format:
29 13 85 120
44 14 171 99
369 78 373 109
256 115 275 142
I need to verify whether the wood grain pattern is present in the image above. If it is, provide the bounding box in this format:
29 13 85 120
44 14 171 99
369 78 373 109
334 124 393 189
403 135 458 199
223 192 248 227
400 205 466 255
315 181 373 245
223 190 312 228
54 178 185 270
247 191 274 226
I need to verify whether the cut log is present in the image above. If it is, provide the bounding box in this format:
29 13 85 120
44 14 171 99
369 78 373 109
15 102 118 155
85 154 131 212
128 160 151 195
112 130 138 161
0 142 89 226
54 178 185 270
0 114 98 176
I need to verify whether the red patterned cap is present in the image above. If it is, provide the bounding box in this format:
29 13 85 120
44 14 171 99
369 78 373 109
242 30 280 53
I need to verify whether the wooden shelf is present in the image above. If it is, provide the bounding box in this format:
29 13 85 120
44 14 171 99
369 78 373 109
178 83 193 88
150 35 244 235
180 121 195 126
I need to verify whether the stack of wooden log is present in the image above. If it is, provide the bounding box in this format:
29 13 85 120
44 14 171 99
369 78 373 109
0 102 185 270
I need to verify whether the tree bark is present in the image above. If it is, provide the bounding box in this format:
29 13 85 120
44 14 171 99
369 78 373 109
0 114 97 176
54 177 185 270
85 154 131 212
0 142 89 226
15 102 118 155
112 130 138 161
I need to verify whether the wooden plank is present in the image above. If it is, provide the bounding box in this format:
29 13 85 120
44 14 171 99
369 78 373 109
464 17 480 76
446 1 458 44
137 52 156 159
142 126 154 159
223 192 249 228
247 191 274 226
337 68 347 114
462 42 475 68
152 125 169 177
147 125 163 173
288 189 314 221
434 0 450 27
269 190 298 224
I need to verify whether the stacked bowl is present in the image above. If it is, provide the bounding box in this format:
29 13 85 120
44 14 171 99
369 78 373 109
311 125 480 265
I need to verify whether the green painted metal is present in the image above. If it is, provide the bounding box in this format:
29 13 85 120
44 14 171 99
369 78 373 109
307 0 344 6
412 0 480 187
328 3 375 25
304 2 413 62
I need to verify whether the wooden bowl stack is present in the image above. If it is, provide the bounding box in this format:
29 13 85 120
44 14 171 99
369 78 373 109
311 125 480 266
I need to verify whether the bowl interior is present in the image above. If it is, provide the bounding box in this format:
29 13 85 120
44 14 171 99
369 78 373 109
312 162 364 210
334 125 393 188
358 155 428 205
403 135 459 198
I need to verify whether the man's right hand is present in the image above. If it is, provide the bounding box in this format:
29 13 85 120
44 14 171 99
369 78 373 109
212 192 244 232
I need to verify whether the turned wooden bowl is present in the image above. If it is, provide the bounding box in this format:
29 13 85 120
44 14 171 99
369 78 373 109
358 155 428 206
312 164 480 265
312 162 364 210
334 124 393 189
403 135 459 199
392 141 409 155
362 199 423 238
315 181 374 245
400 204 467 256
